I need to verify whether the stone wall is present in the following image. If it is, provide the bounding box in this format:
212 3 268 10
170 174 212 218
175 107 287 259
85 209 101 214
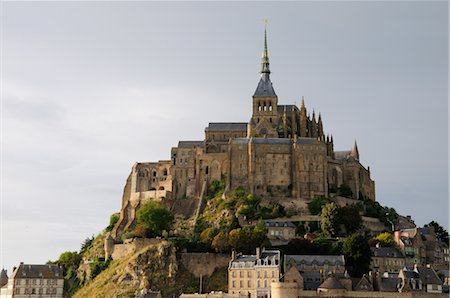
270 282 448 298
180 253 230 278
111 238 166 260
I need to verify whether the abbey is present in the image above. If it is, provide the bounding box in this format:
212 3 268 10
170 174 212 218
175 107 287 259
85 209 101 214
112 30 375 236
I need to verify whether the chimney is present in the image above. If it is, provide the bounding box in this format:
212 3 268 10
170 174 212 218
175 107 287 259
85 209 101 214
231 250 236 261
256 247 261 259
394 231 401 242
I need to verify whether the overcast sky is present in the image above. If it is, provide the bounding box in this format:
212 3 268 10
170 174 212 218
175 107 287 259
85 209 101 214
1 1 448 271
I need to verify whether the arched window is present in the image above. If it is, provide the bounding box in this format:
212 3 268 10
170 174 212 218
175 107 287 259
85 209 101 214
163 169 168 176
158 186 165 190
152 170 157 177
205 166 209 175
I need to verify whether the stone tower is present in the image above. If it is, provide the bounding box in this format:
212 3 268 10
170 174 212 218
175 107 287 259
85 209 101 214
248 26 279 138
104 234 115 259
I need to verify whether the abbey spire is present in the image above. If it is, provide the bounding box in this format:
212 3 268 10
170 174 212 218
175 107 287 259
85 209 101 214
261 25 271 81
253 25 277 97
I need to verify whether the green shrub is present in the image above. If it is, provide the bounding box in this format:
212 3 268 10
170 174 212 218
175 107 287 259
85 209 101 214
308 197 330 215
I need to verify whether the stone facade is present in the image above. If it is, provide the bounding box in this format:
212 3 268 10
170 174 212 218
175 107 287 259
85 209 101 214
370 245 406 274
113 29 376 237
0 263 63 298
228 248 281 298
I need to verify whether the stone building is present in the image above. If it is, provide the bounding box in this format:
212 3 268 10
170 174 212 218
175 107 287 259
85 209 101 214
284 255 347 290
370 245 406 274
394 229 426 266
228 248 281 298
264 221 296 246
0 263 63 298
112 28 376 237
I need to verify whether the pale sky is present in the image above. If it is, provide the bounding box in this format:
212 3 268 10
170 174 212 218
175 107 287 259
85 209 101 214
1 1 448 271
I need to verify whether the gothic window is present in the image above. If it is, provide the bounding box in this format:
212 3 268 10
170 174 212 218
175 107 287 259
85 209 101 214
205 166 209 175
153 170 157 177
269 104 273 111
163 169 168 176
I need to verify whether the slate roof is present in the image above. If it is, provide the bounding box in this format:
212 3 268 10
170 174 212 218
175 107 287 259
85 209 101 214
0 269 8 288
231 250 280 265
303 271 322 290
417 267 442 285
378 276 401 292
177 141 204 149
231 138 293 145
335 151 351 160
10 264 62 279
206 122 248 131
296 138 318 145
371 247 403 258
254 77 277 97
265 221 296 228
277 105 298 113
286 255 345 266
318 276 346 290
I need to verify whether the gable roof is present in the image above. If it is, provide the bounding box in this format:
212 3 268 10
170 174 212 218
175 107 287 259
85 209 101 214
318 276 346 290
371 247 403 258
177 141 204 149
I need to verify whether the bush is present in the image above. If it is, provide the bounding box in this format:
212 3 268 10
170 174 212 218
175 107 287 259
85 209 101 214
337 184 353 198
89 257 112 280
106 213 120 232
308 197 330 215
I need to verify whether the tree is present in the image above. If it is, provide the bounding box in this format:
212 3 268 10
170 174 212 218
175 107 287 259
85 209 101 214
57 251 81 274
80 235 95 254
342 233 371 277
374 232 394 247
321 202 340 237
136 201 174 237
426 221 449 244
211 231 230 253
338 205 362 235
308 197 330 215
200 227 217 246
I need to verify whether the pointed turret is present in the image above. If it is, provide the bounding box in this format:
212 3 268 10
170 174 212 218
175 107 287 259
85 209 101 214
311 110 318 138
318 112 324 141
351 140 360 161
291 106 297 137
300 96 307 137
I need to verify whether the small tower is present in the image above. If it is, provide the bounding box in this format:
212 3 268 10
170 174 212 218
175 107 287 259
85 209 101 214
104 234 115 259
311 110 318 138
317 113 324 141
282 105 288 138
0 268 8 288
351 140 360 161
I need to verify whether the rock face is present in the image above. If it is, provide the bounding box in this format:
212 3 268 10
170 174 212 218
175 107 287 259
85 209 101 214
73 241 229 297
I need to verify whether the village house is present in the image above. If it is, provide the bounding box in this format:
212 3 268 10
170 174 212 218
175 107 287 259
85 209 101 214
0 263 64 298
